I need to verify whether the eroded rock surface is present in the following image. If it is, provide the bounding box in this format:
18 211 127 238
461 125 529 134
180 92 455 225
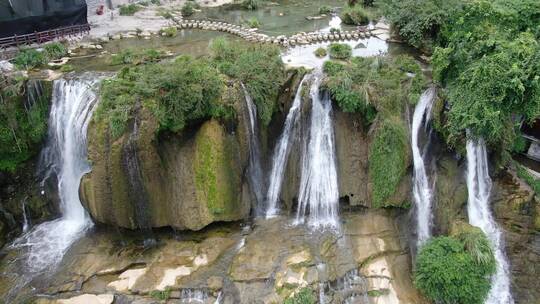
2 211 425 303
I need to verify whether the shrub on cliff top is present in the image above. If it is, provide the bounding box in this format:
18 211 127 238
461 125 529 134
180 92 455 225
323 55 427 123
210 37 285 126
97 55 226 137
328 43 352 60
414 235 495 304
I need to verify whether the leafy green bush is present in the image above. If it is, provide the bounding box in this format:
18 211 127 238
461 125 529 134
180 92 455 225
318 5 332 15
341 5 370 25
284 287 316 304
244 17 261 28
241 0 259 10
383 0 540 156
12 49 47 70
380 0 463 50
328 43 352 60
160 26 178 37
96 56 226 137
181 1 196 16
119 4 141 16
210 37 285 126
314 47 327 58
323 56 426 122
368 118 408 207
151 0 161 4
110 48 164 66
0 78 50 171
432 1 540 149
43 42 67 60
414 235 496 304
322 60 345 75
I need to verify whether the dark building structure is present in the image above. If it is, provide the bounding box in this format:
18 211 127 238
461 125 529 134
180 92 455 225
0 0 88 38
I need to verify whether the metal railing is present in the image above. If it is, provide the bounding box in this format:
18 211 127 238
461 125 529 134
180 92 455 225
0 24 90 49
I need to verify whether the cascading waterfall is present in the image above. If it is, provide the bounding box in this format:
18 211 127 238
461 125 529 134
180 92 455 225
466 138 514 304
265 75 308 217
295 74 339 228
11 76 100 274
411 87 436 246
241 83 265 215
21 199 30 233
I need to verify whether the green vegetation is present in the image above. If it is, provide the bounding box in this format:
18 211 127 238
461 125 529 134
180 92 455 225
0 78 50 171
160 26 178 37
110 48 164 66
414 233 496 304
210 37 285 126
369 118 408 207
323 55 427 206
96 55 226 138
318 5 333 15
323 56 427 122
328 43 352 60
367 289 390 297
341 5 370 26
380 0 463 50
43 42 68 60
13 42 68 70
516 164 540 196
12 49 47 70
241 0 259 10
149 288 171 300
60 64 74 73
314 47 327 58
119 4 142 16
181 1 196 16
382 0 540 157
96 38 284 140
151 0 161 5
283 287 316 304
244 17 261 28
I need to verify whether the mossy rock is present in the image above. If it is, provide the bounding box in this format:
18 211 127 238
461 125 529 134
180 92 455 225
194 120 242 218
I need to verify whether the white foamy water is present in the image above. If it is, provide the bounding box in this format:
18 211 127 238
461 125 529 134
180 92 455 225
241 83 265 215
11 76 100 274
411 88 436 246
265 75 308 217
295 74 339 229
282 37 388 69
466 138 514 304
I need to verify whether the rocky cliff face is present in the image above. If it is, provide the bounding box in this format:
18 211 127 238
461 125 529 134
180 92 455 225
81 102 251 231
80 74 415 231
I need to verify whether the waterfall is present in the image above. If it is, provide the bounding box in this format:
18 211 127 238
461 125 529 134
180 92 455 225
21 199 30 233
241 83 265 215
411 88 436 246
295 74 339 229
265 75 308 217
11 76 100 274
466 139 514 304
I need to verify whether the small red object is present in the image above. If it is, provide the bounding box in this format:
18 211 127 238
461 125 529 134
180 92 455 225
96 5 104 15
